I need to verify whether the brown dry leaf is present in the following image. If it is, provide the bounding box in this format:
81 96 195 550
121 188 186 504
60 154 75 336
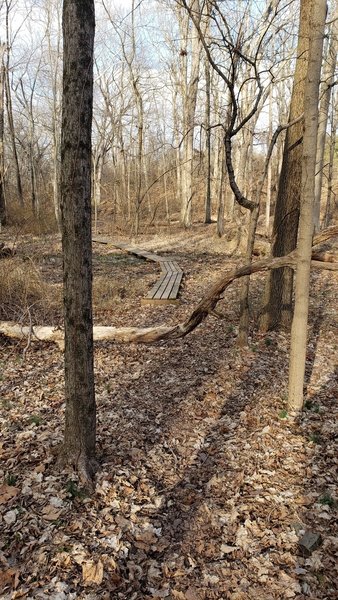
221 544 237 554
0 485 20 504
135 529 158 545
82 560 104 585
41 504 62 521
172 592 186 600
0 568 19 591
54 552 72 568
185 587 203 600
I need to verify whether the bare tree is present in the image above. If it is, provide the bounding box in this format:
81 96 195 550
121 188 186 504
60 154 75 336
313 1 338 231
178 0 202 227
288 0 327 413
0 43 6 226
4 0 24 206
323 89 338 226
60 0 96 484
260 0 311 332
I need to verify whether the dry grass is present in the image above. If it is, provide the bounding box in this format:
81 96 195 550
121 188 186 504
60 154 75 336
0 257 62 323
0 254 144 325
92 276 127 310
92 274 147 312
6 202 59 235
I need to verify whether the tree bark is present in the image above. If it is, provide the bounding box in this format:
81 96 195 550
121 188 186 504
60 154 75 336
0 44 6 227
60 0 96 484
288 0 326 414
179 0 201 228
260 0 311 331
313 2 338 231
323 92 337 227
204 53 212 224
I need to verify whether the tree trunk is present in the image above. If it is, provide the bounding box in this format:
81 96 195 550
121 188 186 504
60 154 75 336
288 0 326 414
4 59 24 206
323 93 337 227
313 2 338 231
60 0 96 484
204 54 212 224
0 44 6 227
179 0 201 228
265 89 273 236
260 0 311 331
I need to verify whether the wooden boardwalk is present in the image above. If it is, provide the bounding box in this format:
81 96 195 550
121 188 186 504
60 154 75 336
93 238 183 304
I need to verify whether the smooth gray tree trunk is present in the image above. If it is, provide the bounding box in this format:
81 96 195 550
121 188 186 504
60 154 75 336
288 0 326 413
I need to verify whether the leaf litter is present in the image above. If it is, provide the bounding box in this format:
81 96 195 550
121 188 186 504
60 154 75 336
0 231 337 599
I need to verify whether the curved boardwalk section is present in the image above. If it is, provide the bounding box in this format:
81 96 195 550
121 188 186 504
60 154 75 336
93 238 183 304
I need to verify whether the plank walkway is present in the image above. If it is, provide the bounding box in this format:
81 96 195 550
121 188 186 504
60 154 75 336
93 237 183 304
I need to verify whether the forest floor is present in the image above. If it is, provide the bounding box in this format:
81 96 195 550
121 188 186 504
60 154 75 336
0 225 337 600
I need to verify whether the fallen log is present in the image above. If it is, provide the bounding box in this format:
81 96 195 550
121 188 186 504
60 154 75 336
1 240 337 349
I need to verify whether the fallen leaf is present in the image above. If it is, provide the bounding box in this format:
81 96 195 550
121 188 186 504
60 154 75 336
3 510 17 525
0 568 19 591
0 485 19 504
171 591 186 600
82 560 104 585
221 544 237 554
41 505 62 521
185 587 202 600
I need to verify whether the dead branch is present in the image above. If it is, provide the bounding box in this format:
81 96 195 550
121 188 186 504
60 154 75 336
313 225 338 246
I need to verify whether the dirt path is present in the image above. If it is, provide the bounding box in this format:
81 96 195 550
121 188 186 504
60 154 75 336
0 233 337 599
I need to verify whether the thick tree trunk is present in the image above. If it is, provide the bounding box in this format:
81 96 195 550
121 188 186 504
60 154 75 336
288 0 326 413
60 0 96 484
260 0 311 331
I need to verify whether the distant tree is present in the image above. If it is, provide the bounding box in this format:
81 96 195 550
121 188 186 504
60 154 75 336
323 90 338 227
178 0 203 228
313 1 338 231
288 0 327 413
0 43 6 227
3 0 24 207
60 0 96 484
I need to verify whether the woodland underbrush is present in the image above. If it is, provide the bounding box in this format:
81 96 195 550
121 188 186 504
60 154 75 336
0 257 61 323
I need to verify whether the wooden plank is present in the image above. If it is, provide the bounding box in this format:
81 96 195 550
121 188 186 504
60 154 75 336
153 272 173 299
157 271 183 300
92 236 110 245
141 296 180 305
161 275 177 299
162 261 175 274
168 272 183 299
163 261 183 275
159 274 179 300
170 261 183 273
145 274 167 298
